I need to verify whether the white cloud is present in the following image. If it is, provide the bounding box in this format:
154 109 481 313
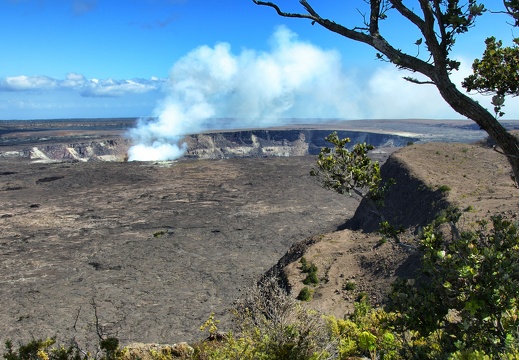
0 75 58 91
61 72 87 88
80 78 163 97
0 73 165 97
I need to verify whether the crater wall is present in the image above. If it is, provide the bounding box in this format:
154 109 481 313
0 129 419 162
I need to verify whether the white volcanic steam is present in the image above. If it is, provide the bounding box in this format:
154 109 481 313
127 26 357 161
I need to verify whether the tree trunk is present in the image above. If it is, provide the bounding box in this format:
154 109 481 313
252 0 519 187
434 73 519 186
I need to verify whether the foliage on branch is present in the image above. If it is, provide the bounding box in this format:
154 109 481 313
463 36 519 117
310 132 388 204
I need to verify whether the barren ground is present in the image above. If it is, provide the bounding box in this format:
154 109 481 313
0 155 359 346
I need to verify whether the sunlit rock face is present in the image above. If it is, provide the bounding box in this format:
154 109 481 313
183 129 418 160
5 139 132 162
1 129 418 162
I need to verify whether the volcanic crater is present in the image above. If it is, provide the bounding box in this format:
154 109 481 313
1 118 517 348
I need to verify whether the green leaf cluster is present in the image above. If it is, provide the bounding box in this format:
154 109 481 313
463 36 519 117
310 132 384 202
300 257 319 286
4 339 82 360
428 0 485 67
325 299 401 360
296 286 313 302
389 210 519 357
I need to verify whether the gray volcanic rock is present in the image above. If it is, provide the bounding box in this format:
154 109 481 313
0 156 360 348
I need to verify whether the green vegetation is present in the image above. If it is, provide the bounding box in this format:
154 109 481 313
196 278 329 359
300 257 319 286
343 281 356 291
3 336 124 360
438 184 451 193
296 286 312 301
310 132 385 203
310 132 394 215
302 272 318 286
153 230 167 238
389 209 519 358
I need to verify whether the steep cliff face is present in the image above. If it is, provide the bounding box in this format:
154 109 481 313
0 129 419 162
0 139 131 162
183 129 419 159
345 154 449 233
264 153 451 292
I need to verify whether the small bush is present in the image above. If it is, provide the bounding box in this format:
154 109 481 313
344 281 356 291
325 299 402 360
200 277 330 359
303 271 319 285
300 256 317 274
299 256 309 271
299 257 319 286
438 184 451 193
356 292 368 302
153 230 167 238
297 286 313 301
3 336 125 360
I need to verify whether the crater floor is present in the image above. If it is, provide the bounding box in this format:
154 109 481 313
0 156 359 346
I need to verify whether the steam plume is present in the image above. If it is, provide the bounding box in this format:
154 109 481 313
127 26 357 161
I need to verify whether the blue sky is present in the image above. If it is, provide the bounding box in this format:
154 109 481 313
1 0 519 121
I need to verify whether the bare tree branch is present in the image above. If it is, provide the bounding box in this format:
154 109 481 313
253 0 435 78
403 76 436 85
389 0 427 32
252 0 316 20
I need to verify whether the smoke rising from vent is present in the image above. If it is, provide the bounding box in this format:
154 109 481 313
127 26 359 161
127 26 497 161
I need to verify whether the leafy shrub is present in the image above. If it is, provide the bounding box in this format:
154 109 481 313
3 338 81 360
302 272 319 286
297 286 312 301
438 184 451 192
325 299 402 360
343 281 356 291
153 230 167 238
194 277 330 359
299 257 319 286
3 336 125 360
389 210 519 357
299 256 309 272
